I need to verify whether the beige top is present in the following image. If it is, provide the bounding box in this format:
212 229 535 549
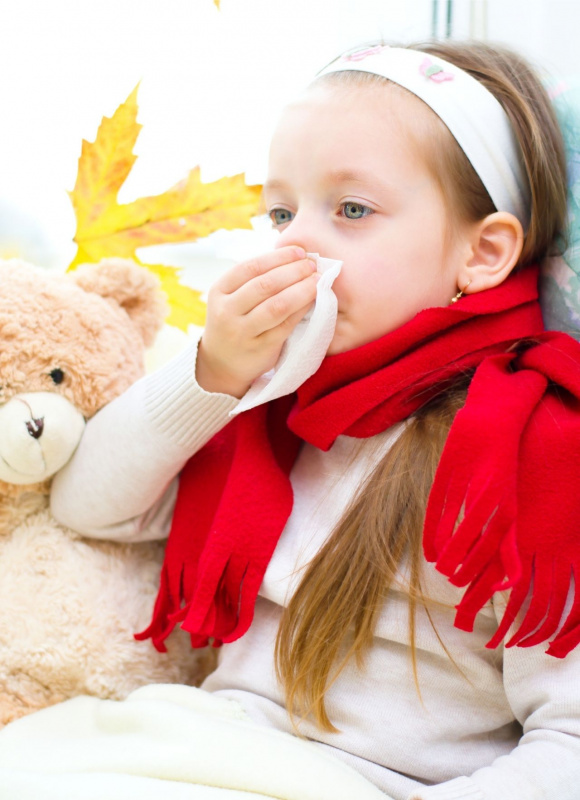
51 341 580 800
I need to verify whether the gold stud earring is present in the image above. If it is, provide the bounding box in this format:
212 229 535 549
450 279 472 304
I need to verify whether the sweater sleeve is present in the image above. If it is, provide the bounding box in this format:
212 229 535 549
406 595 580 800
50 338 239 542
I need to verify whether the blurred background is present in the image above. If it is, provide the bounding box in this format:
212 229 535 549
0 0 578 311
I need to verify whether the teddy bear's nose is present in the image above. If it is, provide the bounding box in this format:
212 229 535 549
25 418 44 440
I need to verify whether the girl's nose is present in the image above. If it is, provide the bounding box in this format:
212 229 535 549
273 214 318 254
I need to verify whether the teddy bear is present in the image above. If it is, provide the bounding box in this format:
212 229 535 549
0 257 214 727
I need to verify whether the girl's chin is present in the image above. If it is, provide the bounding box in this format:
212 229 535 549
325 334 343 357
326 317 364 356
326 333 353 357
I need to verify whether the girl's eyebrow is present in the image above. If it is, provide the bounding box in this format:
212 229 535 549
263 170 388 194
262 178 287 194
326 170 404 193
327 169 374 185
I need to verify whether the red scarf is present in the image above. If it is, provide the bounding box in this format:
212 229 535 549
137 266 580 658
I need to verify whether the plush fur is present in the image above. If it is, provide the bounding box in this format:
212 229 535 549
0 258 214 727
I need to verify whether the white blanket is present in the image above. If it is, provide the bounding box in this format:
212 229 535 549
0 683 389 800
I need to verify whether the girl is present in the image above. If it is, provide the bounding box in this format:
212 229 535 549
50 41 580 800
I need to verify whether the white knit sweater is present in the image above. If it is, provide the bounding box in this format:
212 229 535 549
51 342 580 800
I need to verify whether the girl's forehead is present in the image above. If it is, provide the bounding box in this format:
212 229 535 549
275 80 435 141
268 81 437 173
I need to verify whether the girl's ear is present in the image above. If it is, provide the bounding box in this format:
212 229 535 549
459 212 524 294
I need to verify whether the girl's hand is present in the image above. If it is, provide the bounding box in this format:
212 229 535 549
196 246 319 398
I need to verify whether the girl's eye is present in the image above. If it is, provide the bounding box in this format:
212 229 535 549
269 208 294 226
342 202 373 219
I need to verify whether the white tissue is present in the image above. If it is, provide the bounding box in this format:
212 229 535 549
231 254 342 415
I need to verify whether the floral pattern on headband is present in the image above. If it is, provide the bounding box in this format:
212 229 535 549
419 57 454 83
341 45 389 63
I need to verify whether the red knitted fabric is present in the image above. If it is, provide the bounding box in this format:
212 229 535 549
137 266 580 657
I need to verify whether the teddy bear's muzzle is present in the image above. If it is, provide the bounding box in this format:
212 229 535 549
0 392 85 485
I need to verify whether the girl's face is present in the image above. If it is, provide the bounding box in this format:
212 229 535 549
264 81 475 355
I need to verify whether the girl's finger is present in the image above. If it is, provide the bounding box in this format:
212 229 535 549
227 256 317 317
245 272 319 335
218 246 307 294
261 300 319 342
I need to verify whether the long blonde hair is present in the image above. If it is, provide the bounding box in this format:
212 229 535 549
274 41 568 733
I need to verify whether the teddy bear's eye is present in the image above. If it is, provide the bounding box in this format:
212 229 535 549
49 368 65 385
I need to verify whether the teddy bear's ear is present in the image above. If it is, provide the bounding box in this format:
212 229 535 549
72 259 168 348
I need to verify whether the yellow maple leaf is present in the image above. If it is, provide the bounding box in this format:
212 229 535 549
68 85 263 330
214 0 220 8
144 263 206 329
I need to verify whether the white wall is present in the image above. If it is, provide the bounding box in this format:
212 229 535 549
486 0 579 76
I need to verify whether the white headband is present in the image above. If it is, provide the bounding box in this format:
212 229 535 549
317 45 531 228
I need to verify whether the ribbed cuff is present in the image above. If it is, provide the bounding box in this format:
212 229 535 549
407 776 485 800
144 339 239 449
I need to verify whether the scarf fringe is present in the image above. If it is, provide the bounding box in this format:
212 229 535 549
432 483 519 589
135 562 176 652
446 554 580 658
136 555 258 651
486 558 580 658
180 554 250 645
431 496 580 659
422 351 571 654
